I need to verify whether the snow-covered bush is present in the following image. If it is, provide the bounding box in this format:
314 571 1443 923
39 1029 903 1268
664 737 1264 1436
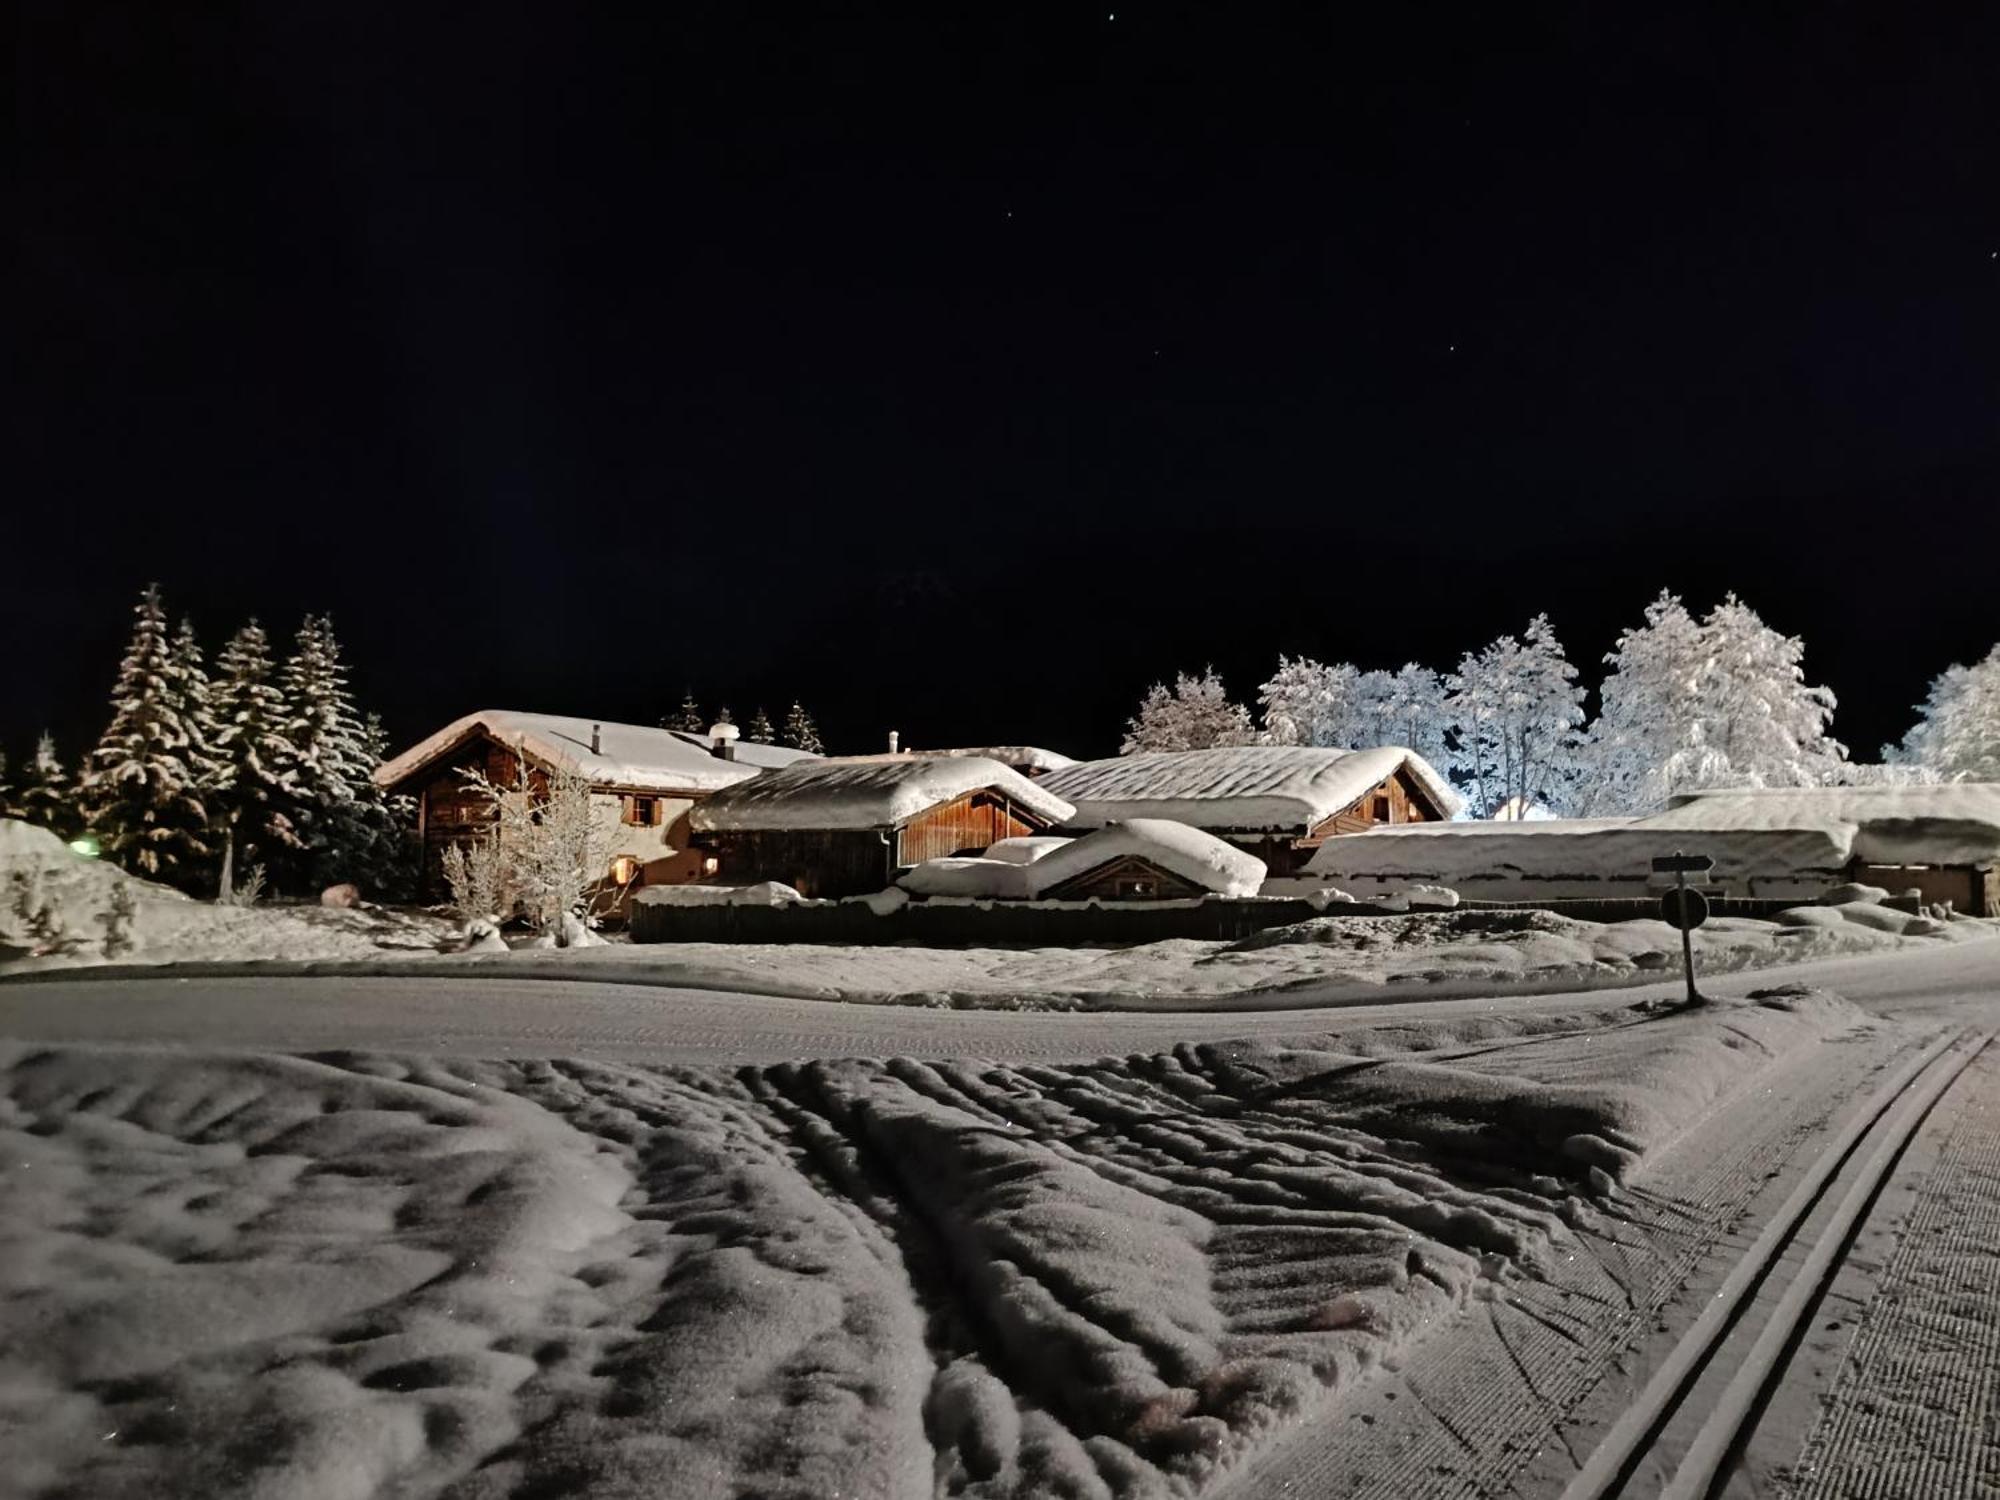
450 756 611 944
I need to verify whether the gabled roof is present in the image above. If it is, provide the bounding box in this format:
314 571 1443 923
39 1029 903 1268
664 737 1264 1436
375 710 815 795
1027 819 1268 897
689 755 1075 833
1041 745 1463 832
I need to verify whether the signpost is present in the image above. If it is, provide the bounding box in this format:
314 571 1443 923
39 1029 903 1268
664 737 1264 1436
1653 852 1714 1006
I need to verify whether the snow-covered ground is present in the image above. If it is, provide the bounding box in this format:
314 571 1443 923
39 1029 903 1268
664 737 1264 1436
0 821 456 973
1 988 1867 1499
456 904 1995 1012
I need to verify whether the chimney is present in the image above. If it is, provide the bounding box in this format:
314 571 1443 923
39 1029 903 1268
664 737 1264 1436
590 723 602 755
887 729 900 754
709 721 741 761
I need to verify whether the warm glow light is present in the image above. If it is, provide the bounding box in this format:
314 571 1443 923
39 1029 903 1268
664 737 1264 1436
610 856 641 884
702 856 720 876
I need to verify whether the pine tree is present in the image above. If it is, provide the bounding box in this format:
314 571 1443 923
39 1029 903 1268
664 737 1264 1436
746 707 776 744
78 584 216 887
714 704 735 727
1122 667 1259 754
273 614 379 891
14 734 82 839
782 701 825 755
1889 643 2000 781
1444 615 1587 818
211 620 302 877
668 691 706 733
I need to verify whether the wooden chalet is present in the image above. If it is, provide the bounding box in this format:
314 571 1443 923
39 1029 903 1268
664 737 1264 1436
1038 745 1462 876
374 710 815 901
689 756 1076 898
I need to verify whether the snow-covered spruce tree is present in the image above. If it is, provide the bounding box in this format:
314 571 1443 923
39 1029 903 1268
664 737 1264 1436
78 585 217 889
209 621 302 884
12 734 83 839
1356 663 1453 769
668 691 706 734
1122 667 1259 754
782 701 825 754
1444 615 1587 819
746 707 776 744
1888 643 2000 782
273 614 395 893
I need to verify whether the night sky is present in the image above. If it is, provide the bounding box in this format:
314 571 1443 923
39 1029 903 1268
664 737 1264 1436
11 5 1998 765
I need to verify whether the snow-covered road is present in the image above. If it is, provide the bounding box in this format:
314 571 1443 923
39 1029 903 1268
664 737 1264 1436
2 937 1994 1064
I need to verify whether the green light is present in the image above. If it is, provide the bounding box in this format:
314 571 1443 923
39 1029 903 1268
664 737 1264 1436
68 837 101 859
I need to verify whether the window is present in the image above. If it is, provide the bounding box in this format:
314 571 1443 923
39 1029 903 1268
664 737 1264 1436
610 855 643 886
1372 795 1392 822
1115 877 1157 899
626 796 657 827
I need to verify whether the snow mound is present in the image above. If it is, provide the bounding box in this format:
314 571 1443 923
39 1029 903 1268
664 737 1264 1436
1 819 455 973
690 756 1074 832
983 835 1073 866
898 856 1032 899
632 880 805 908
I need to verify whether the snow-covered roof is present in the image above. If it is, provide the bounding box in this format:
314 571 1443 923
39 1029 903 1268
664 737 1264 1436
660 729 817 772
910 746 1079 776
1025 819 1268 897
1651 783 2000 866
374 710 816 795
983 835 1074 865
689 755 1075 833
899 820 1267 898
1304 817 1852 883
1041 745 1464 832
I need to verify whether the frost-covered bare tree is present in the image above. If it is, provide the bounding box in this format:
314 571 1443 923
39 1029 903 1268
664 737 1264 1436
1887 643 2000 782
1445 615 1587 819
1122 667 1259 754
451 754 611 942
1260 657 1451 764
1579 591 1846 813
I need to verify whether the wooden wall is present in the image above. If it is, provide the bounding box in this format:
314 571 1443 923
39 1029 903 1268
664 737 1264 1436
895 792 1042 865
1040 855 1205 902
698 791 1053 898
699 830 898 899
1849 861 1992 917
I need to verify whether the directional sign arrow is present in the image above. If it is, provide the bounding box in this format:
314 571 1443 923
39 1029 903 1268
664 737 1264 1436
1651 853 1715 875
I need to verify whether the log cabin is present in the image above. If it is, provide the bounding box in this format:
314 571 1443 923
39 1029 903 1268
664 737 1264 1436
1038 745 1462 876
374 710 817 902
688 755 1076 898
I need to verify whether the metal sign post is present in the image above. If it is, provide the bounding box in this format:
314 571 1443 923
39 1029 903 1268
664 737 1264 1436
1652 852 1714 1006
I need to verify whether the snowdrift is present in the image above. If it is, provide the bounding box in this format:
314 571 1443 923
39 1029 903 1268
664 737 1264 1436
3 992 1859 1498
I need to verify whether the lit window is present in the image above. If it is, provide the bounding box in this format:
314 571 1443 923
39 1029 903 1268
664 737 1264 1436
610 856 642 885
702 856 720 876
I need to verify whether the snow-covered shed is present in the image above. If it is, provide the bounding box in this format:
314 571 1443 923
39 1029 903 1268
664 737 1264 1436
1039 745 1462 874
1024 819 1268 900
1650 784 2000 913
376 710 816 898
1304 817 1851 902
689 756 1076 898
898 819 1266 901
1306 782 2000 913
